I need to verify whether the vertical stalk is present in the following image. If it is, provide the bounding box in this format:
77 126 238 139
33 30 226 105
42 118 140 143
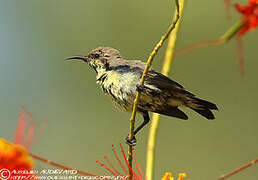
127 1 181 179
145 1 185 180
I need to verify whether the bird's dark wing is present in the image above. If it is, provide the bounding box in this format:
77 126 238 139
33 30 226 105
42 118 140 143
144 70 194 96
118 66 218 120
143 70 218 119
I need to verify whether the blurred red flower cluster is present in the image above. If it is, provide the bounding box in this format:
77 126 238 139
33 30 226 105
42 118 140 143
0 138 37 180
235 0 258 35
0 106 42 180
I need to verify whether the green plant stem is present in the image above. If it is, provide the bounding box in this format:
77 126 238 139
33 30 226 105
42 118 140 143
127 1 181 179
174 20 247 57
145 1 185 180
220 20 246 42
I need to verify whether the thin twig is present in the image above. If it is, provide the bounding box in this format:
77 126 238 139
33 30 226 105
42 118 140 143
236 35 245 78
217 158 258 180
127 1 181 179
145 1 185 180
174 39 224 57
174 20 246 58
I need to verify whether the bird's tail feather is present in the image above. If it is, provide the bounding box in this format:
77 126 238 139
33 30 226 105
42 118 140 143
153 106 188 120
189 97 217 120
152 96 217 120
192 97 218 110
190 107 215 120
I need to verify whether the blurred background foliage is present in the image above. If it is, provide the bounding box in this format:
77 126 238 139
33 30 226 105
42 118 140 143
0 0 257 179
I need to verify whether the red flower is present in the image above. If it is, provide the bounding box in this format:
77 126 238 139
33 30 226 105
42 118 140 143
14 106 46 151
0 138 37 180
96 144 146 180
235 0 258 35
0 106 43 180
1 106 100 179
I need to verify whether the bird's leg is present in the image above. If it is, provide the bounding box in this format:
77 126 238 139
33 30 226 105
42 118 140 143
126 111 150 146
134 111 150 135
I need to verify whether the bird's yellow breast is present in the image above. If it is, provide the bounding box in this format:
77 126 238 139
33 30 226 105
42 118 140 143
96 70 139 111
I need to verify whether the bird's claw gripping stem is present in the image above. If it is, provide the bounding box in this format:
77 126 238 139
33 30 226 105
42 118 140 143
126 134 137 146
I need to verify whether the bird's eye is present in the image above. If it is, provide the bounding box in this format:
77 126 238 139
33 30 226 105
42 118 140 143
92 54 100 59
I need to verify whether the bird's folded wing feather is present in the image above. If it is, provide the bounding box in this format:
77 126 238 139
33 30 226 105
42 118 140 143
144 70 195 97
124 60 194 98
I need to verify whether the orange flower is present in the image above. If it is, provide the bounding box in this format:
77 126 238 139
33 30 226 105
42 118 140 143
1 106 98 180
162 172 174 180
0 138 37 180
235 0 258 35
0 106 44 180
161 172 187 180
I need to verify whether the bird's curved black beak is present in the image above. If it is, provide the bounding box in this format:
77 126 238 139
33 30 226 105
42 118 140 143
65 56 88 62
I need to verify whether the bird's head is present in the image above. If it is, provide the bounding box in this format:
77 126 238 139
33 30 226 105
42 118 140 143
66 47 123 73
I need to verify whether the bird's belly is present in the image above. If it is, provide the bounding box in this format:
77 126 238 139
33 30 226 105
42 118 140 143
97 71 138 111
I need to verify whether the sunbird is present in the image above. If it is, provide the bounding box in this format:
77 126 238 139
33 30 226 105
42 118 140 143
67 47 218 145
